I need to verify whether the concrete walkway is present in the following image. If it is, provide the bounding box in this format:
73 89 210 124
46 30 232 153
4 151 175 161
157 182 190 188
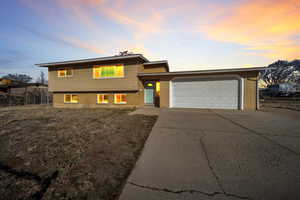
119 109 300 200
129 107 160 116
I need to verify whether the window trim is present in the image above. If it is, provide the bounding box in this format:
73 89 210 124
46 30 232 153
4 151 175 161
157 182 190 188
93 64 125 79
64 94 79 104
114 93 127 104
156 81 161 96
58 68 73 78
97 94 109 104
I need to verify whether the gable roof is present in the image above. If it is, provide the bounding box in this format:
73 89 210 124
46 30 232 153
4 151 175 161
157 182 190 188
36 54 149 67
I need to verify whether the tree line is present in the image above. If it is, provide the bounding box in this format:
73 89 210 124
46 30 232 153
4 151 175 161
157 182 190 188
1 71 47 84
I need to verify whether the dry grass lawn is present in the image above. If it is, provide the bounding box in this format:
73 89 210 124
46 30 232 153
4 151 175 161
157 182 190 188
0 106 157 200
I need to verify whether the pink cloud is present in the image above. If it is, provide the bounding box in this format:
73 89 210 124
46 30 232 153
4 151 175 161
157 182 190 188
20 0 300 60
200 0 300 59
53 0 168 39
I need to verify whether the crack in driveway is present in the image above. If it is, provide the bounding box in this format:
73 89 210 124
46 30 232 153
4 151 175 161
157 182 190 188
198 133 254 200
128 181 253 200
212 111 300 156
199 132 225 193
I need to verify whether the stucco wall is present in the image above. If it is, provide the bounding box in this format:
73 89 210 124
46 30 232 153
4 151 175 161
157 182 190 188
142 64 168 73
53 92 143 108
243 72 258 110
51 68 259 110
160 81 170 108
48 64 142 92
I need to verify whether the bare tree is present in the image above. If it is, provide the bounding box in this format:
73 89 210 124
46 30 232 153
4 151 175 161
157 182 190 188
260 60 300 87
37 71 46 84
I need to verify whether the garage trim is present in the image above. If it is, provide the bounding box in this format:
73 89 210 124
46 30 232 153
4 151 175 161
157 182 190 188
169 75 244 110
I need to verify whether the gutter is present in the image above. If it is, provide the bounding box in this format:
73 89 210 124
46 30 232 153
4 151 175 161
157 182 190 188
138 67 267 77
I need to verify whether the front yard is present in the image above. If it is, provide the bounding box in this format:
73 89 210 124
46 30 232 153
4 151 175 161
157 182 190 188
0 106 157 200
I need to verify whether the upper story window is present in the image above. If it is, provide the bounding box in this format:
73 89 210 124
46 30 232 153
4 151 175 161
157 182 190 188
93 64 124 79
58 68 73 77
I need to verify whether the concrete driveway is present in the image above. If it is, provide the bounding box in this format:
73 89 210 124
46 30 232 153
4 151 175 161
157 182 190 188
119 109 300 200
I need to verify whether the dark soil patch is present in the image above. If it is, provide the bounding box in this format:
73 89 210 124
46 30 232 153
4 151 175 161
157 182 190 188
0 107 157 200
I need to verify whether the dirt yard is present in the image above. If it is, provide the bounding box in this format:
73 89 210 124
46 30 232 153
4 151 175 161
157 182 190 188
0 106 157 200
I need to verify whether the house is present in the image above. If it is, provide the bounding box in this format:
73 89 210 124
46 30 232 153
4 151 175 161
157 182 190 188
0 79 51 105
36 54 265 110
0 78 14 85
0 78 20 93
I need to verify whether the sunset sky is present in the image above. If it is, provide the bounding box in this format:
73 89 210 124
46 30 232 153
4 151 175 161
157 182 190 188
0 0 300 79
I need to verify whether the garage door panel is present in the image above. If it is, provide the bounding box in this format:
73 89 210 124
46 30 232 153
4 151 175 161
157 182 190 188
172 79 239 109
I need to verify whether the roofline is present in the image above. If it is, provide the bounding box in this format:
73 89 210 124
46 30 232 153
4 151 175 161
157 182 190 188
144 60 168 65
138 67 267 77
36 54 149 67
144 60 169 72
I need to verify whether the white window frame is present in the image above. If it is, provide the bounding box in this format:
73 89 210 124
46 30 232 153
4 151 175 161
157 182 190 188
58 68 73 78
64 94 79 104
93 64 125 79
114 94 127 104
97 94 109 104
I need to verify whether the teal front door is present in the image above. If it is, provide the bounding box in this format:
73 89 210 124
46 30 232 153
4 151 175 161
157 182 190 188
144 89 154 104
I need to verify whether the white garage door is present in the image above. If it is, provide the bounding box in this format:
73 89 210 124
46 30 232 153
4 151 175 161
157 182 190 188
171 78 240 109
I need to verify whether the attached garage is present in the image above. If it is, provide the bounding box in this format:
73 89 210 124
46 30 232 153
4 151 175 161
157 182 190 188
138 67 264 110
170 77 242 109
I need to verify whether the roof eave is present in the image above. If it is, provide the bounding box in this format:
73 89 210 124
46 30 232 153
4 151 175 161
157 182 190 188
138 67 266 77
36 54 149 67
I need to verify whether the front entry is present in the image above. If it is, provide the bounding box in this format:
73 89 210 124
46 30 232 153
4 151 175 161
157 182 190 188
144 88 154 104
144 81 156 105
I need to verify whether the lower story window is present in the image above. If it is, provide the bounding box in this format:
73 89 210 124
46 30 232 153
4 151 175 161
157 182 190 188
114 94 127 104
97 94 109 104
64 94 78 103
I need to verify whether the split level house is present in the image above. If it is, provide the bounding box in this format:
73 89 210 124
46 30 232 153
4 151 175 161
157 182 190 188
36 54 265 110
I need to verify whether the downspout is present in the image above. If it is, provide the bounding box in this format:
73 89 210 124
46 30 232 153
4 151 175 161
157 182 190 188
169 80 173 108
256 78 259 110
240 77 244 110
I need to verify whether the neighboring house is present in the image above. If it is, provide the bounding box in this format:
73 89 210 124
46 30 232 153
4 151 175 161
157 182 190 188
0 78 51 105
36 54 265 110
0 79 48 95
0 78 20 93
9 83 47 94
10 83 51 105
0 78 13 85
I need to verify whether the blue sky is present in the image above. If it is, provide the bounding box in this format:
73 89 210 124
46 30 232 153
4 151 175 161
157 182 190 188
0 0 299 81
